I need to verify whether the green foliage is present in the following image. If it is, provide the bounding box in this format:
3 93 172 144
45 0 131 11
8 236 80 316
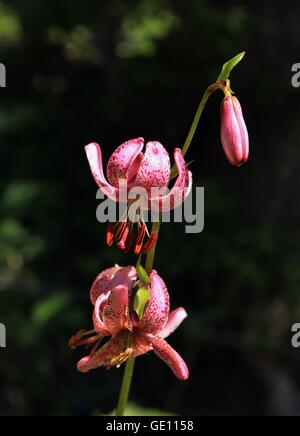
32 293 71 325
117 1 179 58
0 2 22 48
47 26 100 63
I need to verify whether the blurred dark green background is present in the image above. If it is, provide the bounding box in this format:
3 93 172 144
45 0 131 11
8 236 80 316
1 0 300 416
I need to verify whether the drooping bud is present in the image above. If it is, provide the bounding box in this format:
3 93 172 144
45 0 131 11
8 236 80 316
220 95 249 166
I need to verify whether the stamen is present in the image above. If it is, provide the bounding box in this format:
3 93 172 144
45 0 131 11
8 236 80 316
114 221 127 244
134 223 146 255
124 225 136 254
143 231 158 254
117 224 130 251
106 223 115 247
105 209 157 255
69 329 98 349
140 215 150 238
106 348 133 369
90 337 104 356
75 336 102 348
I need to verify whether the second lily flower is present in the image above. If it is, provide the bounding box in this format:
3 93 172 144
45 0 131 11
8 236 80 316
70 265 189 381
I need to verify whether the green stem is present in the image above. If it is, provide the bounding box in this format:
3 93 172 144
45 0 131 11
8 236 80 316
150 83 224 260
145 221 162 274
115 358 135 416
181 86 214 159
171 82 227 178
115 81 226 416
115 220 160 417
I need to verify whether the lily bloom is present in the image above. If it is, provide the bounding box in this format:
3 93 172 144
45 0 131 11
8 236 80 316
220 96 249 166
69 265 189 381
85 138 192 254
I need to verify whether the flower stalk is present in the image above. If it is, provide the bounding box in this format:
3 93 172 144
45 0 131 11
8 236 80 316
181 81 231 161
115 220 161 416
116 358 135 416
145 221 162 274
114 81 225 416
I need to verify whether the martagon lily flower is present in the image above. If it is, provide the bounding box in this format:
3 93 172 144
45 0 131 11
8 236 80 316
69 265 189 381
85 138 192 254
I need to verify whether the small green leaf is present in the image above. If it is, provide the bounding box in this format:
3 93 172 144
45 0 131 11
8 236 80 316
217 51 245 82
136 264 151 286
134 288 150 319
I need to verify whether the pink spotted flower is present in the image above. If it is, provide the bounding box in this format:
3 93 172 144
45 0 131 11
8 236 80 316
85 138 192 255
69 265 189 381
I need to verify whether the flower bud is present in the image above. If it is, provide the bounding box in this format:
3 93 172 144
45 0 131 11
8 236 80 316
220 95 249 166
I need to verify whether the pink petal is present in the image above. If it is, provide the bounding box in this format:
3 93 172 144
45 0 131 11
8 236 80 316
93 292 112 336
149 336 189 381
137 270 170 335
159 308 188 339
150 148 192 212
132 330 153 358
133 141 171 191
107 138 145 187
90 266 137 305
220 96 249 166
90 266 119 305
77 331 132 373
103 285 132 334
85 142 119 201
232 97 249 164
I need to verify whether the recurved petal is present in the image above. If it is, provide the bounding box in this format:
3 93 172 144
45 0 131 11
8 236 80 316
112 266 137 297
159 308 188 339
134 141 171 191
137 270 170 335
107 138 145 187
150 336 189 381
150 148 192 212
85 142 119 201
93 292 112 336
90 266 137 305
132 330 153 358
77 331 132 373
90 266 120 305
103 285 132 334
